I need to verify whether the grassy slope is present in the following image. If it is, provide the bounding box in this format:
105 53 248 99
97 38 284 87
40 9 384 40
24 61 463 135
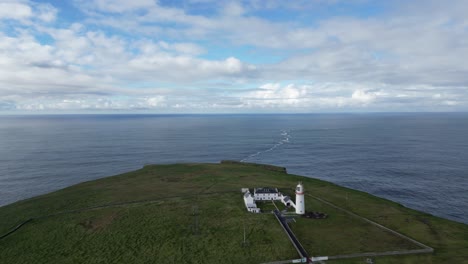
0 162 466 263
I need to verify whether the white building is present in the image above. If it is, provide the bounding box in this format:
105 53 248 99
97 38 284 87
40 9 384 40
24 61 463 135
242 184 305 214
243 191 261 213
241 188 249 193
253 187 280 201
281 195 294 207
295 182 305 215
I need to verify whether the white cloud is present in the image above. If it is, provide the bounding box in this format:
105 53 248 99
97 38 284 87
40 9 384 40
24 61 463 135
238 82 468 111
137 40 205 56
125 55 255 82
222 2 245 17
75 0 468 88
2 80 467 112
0 20 257 101
80 0 156 13
239 83 380 109
351 89 377 104
145 96 165 107
0 2 32 21
242 83 308 107
1 0 468 112
36 3 58 22
14 95 168 111
0 1 57 23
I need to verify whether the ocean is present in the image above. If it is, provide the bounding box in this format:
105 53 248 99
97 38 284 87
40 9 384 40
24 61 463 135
0 113 467 224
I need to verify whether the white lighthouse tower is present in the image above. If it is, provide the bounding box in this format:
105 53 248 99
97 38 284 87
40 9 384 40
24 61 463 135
295 182 305 215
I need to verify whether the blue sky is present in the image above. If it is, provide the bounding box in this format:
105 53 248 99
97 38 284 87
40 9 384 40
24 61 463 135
0 0 467 113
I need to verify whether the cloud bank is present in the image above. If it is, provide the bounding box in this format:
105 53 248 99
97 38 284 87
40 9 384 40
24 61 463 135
0 0 467 112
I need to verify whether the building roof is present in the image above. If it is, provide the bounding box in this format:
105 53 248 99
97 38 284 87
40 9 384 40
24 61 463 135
283 196 291 202
254 187 278 194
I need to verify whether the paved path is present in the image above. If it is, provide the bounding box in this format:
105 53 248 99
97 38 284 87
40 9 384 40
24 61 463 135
273 209 309 262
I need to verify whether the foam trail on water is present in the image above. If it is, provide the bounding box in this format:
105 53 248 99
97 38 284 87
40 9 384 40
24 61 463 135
241 130 291 162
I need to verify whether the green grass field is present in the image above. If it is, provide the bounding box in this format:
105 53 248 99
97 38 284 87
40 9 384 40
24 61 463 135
0 162 467 263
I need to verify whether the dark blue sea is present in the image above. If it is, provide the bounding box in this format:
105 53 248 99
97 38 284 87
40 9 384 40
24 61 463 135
0 113 467 224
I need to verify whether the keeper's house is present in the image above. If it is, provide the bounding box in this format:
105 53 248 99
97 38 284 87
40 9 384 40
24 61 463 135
241 185 300 213
254 187 280 200
243 192 260 213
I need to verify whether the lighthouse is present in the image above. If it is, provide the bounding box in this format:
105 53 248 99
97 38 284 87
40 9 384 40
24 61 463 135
295 182 305 215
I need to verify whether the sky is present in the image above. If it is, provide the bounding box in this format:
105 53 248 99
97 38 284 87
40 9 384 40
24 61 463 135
0 0 468 113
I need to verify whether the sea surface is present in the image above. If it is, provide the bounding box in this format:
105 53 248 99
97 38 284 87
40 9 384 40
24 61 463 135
0 113 467 224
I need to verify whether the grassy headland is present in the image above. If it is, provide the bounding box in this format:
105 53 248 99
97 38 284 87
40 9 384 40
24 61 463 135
0 162 466 263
